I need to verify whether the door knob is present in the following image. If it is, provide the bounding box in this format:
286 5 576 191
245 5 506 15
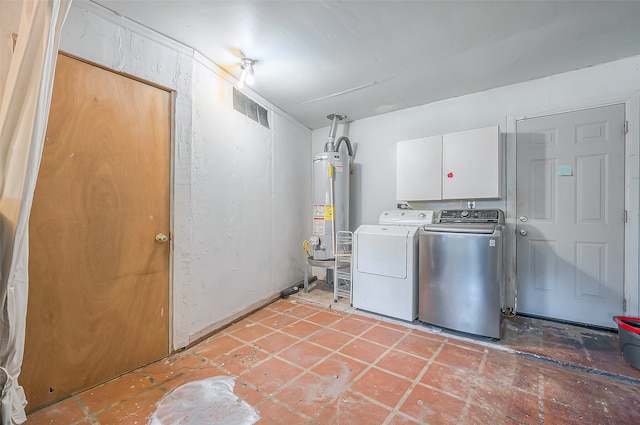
519 229 528 236
155 233 169 243
519 216 528 222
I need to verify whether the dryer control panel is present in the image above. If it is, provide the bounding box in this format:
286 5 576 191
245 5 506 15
378 210 434 226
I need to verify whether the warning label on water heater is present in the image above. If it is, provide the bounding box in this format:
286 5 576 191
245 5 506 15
313 204 325 218
313 218 325 235
313 204 334 235
324 205 334 220
313 204 325 235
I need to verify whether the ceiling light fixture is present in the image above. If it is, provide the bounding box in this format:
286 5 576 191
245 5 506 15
237 58 255 89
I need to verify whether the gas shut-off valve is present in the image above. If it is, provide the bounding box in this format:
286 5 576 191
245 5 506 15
309 236 325 253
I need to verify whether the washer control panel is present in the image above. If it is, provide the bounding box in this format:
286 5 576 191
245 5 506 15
437 209 504 224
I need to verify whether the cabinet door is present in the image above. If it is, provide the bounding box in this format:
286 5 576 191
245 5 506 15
396 135 442 201
442 125 500 200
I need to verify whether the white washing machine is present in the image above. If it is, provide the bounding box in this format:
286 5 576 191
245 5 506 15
353 210 434 321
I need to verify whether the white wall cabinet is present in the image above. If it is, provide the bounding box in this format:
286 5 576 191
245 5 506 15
396 135 442 201
396 125 500 201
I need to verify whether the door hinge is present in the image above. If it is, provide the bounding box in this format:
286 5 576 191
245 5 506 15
624 298 627 311
624 210 628 223
624 120 629 134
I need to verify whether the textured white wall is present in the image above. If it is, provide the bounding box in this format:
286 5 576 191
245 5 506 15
313 55 640 318
60 2 311 349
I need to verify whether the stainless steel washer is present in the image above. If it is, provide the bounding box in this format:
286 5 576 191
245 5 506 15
418 209 504 338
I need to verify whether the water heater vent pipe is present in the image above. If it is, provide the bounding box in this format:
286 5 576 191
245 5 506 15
324 114 346 152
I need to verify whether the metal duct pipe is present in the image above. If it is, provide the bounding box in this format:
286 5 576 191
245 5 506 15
324 114 346 152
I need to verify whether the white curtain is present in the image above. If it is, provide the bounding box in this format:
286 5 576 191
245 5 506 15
0 0 71 423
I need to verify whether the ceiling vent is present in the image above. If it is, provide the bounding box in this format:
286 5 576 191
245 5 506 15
233 88 270 129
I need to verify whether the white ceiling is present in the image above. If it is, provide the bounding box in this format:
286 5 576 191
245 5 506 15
92 0 640 130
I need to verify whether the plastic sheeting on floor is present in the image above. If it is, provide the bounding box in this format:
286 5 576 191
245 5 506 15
149 376 260 425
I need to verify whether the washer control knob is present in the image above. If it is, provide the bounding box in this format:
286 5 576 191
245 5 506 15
460 210 469 218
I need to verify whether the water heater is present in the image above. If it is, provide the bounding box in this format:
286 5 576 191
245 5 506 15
306 114 353 261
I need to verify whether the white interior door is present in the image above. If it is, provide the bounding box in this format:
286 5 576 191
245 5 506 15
516 104 625 328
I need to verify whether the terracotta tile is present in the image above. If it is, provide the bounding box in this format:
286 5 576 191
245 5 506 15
262 313 301 329
361 325 407 346
228 322 275 343
349 313 380 323
399 384 466 424
446 337 486 353
376 349 427 381
26 396 87 424
603 384 640 424
481 348 518 387
543 399 599 425
394 333 443 360
266 299 296 312
194 333 245 359
79 371 154 413
459 403 504 425
240 357 304 395
352 368 412 409
160 365 228 392
420 362 473 400
141 351 208 383
378 321 413 332
505 389 540 424
254 331 299 355
512 358 543 395
329 316 375 336
307 327 354 350
470 375 511 417
286 303 321 319
275 372 347 417
94 387 164 424
246 307 278 323
216 344 269 375
340 338 389 364
410 328 447 343
433 343 484 372
255 398 308 425
30 302 640 424
306 310 344 326
541 365 600 408
313 391 392 425
311 353 368 382
234 379 268 406
281 319 324 339
386 413 421 424
224 320 250 334
277 341 332 369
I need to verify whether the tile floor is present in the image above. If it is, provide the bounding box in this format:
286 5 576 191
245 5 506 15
27 295 640 424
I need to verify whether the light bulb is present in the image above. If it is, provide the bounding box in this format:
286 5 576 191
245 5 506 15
246 66 254 85
238 58 255 88
238 67 247 88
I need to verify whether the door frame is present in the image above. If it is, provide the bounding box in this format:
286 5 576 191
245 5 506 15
504 94 640 320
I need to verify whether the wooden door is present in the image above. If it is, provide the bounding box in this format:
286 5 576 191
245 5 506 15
22 54 171 410
516 104 625 328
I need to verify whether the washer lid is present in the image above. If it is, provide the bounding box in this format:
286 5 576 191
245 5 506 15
378 210 434 226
